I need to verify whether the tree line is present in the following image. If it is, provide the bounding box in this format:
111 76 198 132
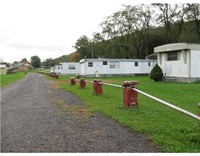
74 3 200 60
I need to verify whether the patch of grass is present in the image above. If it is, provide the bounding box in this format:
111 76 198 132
0 71 26 87
47 75 200 152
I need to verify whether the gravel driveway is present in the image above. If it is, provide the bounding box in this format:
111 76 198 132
1 73 161 152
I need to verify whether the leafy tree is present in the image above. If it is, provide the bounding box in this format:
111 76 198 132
74 35 92 59
152 3 178 43
185 3 200 40
30 55 41 69
42 58 55 68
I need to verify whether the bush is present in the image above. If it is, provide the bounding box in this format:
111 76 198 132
150 64 163 81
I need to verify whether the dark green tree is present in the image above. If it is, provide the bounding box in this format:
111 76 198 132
30 55 41 69
74 35 92 59
150 64 163 81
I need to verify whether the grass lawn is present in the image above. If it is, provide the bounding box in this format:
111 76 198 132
0 70 38 87
46 75 200 152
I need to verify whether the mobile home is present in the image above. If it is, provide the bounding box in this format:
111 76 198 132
59 62 80 75
79 58 156 77
154 43 200 83
0 64 7 75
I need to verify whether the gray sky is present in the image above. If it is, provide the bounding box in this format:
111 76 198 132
0 0 192 63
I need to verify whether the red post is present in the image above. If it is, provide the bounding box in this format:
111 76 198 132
93 80 102 95
123 81 139 108
55 74 59 79
70 77 76 85
80 78 86 88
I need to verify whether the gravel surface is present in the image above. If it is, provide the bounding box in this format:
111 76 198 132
1 73 161 152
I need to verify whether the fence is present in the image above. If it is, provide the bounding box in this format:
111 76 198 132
70 77 200 122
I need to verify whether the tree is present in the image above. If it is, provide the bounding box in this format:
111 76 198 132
42 58 55 68
100 4 154 59
152 3 178 43
30 55 41 69
185 3 200 40
74 35 92 59
150 64 163 81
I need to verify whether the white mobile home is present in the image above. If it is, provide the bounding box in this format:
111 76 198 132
54 65 62 74
0 64 7 75
154 43 200 83
59 62 80 75
79 58 156 77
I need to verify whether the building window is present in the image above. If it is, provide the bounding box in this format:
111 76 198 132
110 62 120 69
103 61 107 65
88 62 93 67
68 65 76 70
148 62 151 66
58 66 60 69
134 62 138 67
167 52 178 61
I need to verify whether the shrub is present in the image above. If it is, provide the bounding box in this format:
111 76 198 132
150 63 163 81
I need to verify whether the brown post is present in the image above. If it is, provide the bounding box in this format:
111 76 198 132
80 78 86 88
93 80 102 95
70 77 76 85
55 74 59 79
123 81 139 108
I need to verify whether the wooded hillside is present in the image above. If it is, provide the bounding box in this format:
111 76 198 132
43 3 200 67
74 3 200 60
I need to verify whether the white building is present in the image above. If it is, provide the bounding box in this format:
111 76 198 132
0 64 7 75
50 65 62 74
79 58 156 77
59 62 80 75
154 43 200 83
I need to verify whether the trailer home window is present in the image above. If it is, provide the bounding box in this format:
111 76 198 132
68 65 76 70
167 52 178 61
110 62 119 69
148 62 151 66
134 62 138 67
103 61 107 65
88 62 93 67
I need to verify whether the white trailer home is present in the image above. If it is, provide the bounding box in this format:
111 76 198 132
154 43 200 83
79 58 156 77
59 62 80 75
50 65 62 74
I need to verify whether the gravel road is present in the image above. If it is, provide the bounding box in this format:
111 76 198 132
1 73 161 152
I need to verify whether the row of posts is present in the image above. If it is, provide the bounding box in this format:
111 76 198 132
70 77 139 108
70 77 200 122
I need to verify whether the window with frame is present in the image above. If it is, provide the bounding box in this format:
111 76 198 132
148 62 151 66
134 62 138 67
167 52 178 61
88 62 93 67
68 65 76 70
103 61 107 65
110 62 120 69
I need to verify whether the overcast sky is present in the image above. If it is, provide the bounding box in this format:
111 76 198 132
0 0 194 63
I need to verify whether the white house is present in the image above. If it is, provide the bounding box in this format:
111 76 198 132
154 43 200 83
50 65 62 74
59 62 80 75
0 64 7 75
79 58 156 77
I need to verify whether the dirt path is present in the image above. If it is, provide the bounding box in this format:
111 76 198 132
1 73 161 152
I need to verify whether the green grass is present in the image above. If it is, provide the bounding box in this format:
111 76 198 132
0 72 26 87
46 75 200 152
0 70 39 87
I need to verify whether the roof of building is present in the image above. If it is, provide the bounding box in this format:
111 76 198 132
79 58 156 63
0 64 7 68
154 43 200 53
